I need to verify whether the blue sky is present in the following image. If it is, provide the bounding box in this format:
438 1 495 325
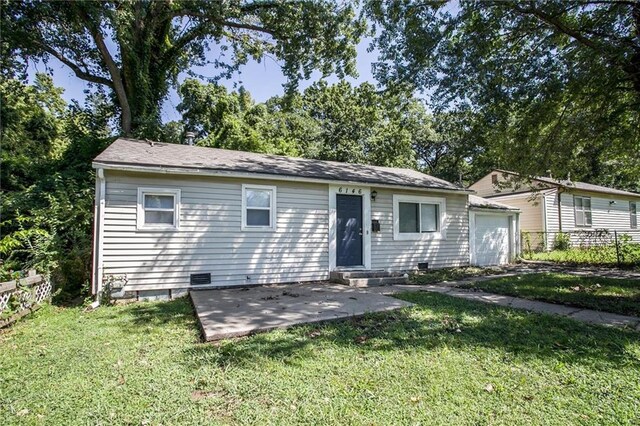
28 37 379 123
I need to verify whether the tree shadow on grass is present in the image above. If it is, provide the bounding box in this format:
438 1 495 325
462 273 640 317
181 292 640 371
99 296 198 329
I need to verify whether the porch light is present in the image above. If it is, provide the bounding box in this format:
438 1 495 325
371 190 378 201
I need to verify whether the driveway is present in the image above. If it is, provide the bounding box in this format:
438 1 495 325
191 282 413 342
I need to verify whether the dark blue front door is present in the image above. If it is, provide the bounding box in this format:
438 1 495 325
336 194 363 267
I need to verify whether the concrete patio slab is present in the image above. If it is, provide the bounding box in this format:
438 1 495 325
190 282 413 342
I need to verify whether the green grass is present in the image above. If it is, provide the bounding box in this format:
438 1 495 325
460 273 640 317
527 244 640 267
1 294 639 425
410 266 506 285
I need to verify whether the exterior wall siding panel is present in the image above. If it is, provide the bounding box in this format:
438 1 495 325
370 189 470 269
100 171 474 292
101 171 330 290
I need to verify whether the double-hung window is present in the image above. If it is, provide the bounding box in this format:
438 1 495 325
574 196 592 227
631 202 638 229
393 195 446 240
242 184 276 231
137 188 180 230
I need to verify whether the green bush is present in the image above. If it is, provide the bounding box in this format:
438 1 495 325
553 232 571 251
0 76 113 301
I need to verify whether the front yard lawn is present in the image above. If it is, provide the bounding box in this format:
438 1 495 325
527 245 640 267
1 293 639 425
460 273 640 317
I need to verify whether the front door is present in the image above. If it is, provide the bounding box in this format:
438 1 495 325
336 194 363 267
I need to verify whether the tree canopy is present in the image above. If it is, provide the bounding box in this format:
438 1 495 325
3 0 365 136
176 79 421 168
366 0 640 190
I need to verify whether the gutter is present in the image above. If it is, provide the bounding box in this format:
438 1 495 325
91 161 474 195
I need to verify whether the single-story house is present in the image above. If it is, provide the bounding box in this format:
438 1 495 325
470 169 640 249
91 138 519 299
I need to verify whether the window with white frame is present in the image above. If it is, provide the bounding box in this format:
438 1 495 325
393 195 445 240
631 201 637 229
242 184 276 230
574 196 592 227
137 188 180 230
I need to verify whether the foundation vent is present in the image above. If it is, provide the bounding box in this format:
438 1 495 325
190 273 211 286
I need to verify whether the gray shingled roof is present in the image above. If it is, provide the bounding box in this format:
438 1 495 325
93 138 466 192
469 195 519 211
535 176 640 198
492 169 640 198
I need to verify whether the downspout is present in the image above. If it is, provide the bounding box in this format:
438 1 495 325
93 168 106 300
542 193 548 250
557 187 564 232
515 212 521 259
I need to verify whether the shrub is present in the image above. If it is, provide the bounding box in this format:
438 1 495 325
553 232 571 251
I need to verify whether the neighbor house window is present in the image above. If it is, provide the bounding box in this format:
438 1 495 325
631 202 637 229
137 188 180 230
574 196 592 227
242 184 276 231
491 174 498 185
393 195 445 241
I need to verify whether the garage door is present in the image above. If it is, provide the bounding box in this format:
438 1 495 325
473 215 510 266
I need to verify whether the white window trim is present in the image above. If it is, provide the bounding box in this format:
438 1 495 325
136 187 181 231
631 201 638 229
241 184 277 231
574 195 592 227
393 194 446 241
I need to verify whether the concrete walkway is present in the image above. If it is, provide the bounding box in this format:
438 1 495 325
371 283 640 331
191 283 412 341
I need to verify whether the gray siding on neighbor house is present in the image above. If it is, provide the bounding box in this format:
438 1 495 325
370 189 470 269
101 171 330 291
545 189 638 232
543 189 640 243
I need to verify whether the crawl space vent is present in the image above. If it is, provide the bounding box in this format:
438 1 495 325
190 273 211 286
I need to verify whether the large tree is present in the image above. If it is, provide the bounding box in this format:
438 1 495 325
177 78 309 155
175 80 419 168
367 1 640 190
3 0 365 137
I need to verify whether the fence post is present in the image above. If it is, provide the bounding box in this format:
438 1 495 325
614 230 621 267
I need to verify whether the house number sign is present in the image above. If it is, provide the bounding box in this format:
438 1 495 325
338 187 363 195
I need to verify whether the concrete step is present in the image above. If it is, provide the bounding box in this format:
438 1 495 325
345 276 408 288
330 270 406 280
330 270 408 287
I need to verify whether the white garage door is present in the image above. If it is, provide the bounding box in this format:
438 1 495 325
473 214 510 266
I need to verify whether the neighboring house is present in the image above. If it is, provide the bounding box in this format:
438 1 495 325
92 138 519 299
470 169 640 249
